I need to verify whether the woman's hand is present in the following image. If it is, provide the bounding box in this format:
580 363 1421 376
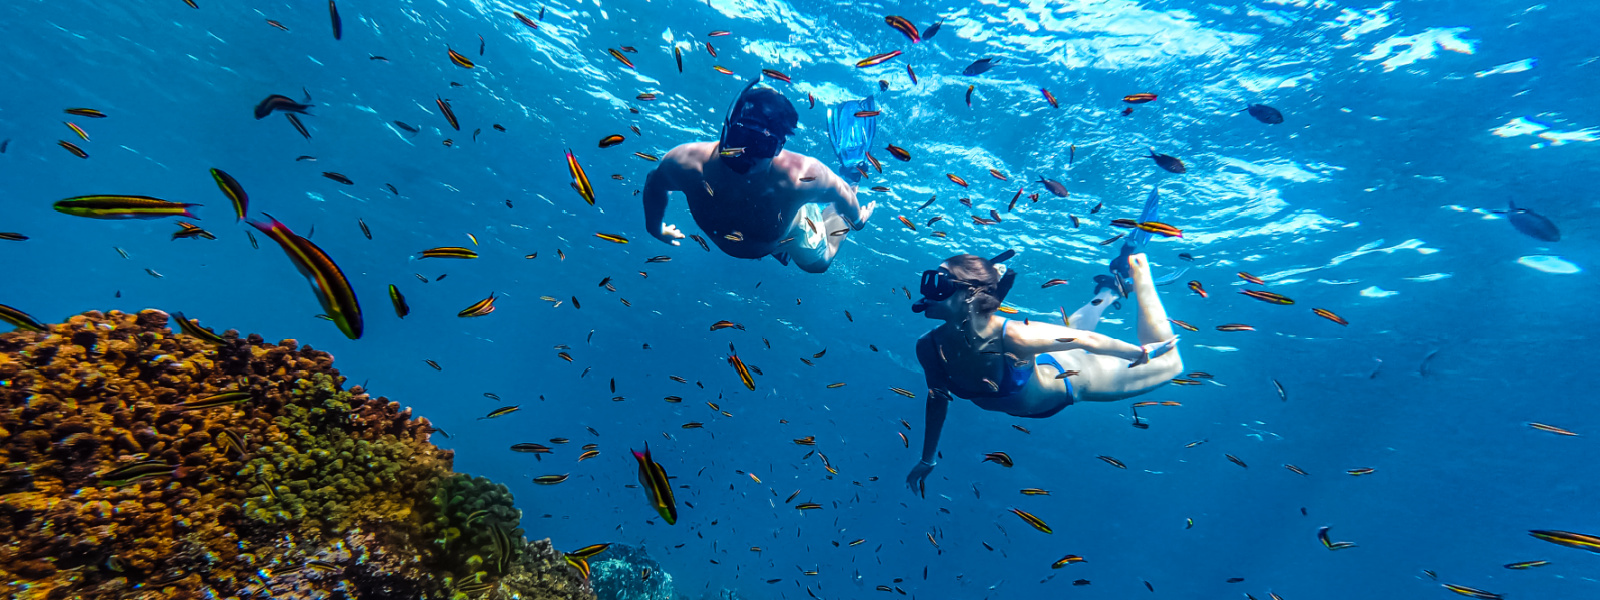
906 460 935 497
653 223 685 245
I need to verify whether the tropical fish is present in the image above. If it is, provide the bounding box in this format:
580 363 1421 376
982 452 1013 467
65 122 90 141
208 169 249 221
906 65 918 85
1346 467 1376 476
0 304 47 332
57 140 88 158
1440 583 1502 600
1529 422 1579 436
1123 93 1158 103
947 174 968 187
249 215 363 339
728 343 755 390
1245 104 1284 124
514 10 539 29
171 311 226 344
459 292 498 318
1312 308 1348 325
448 47 475 68
1284 464 1308 476
1498 201 1560 241
1528 529 1600 554
963 58 999 76
1187 281 1207 298
436 96 460 131
322 172 353 185
173 391 252 412
1240 290 1294 305
922 19 944 39
254 94 313 119
1148 150 1186 174
1051 555 1084 568
479 405 520 420
65 108 107 118
1503 560 1549 569
1037 177 1066 197
1008 507 1052 534
99 460 177 487
1096 455 1126 469
1226 454 1248 469
567 149 596 205
419 247 478 259
55 195 198 220
1041 88 1059 108
856 51 903 68
674 45 683 72
328 0 342 39
632 443 678 524
171 222 216 241
387 285 409 318
1238 272 1265 285
965 85 974 107
761 69 791 83
1216 324 1255 332
534 474 569 485
884 16 920 43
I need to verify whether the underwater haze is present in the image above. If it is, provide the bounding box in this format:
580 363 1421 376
3 0 1599 599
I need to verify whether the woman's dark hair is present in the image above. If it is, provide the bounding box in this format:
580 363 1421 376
734 87 799 138
943 254 1003 314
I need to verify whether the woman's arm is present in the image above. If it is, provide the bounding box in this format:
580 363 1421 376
907 334 950 496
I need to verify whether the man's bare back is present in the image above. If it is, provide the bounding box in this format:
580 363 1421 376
642 141 874 270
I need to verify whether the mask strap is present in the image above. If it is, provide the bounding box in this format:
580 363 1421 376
718 76 765 151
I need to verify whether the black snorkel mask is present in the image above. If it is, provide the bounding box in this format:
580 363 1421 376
912 250 1018 313
718 77 786 174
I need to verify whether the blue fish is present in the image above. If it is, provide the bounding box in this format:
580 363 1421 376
962 58 999 76
1500 201 1560 242
1245 104 1284 124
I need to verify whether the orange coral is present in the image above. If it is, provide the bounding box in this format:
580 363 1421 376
0 310 593 600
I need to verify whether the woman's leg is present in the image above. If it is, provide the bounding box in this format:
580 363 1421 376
1064 254 1182 402
1066 289 1120 331
1127 254 1176 345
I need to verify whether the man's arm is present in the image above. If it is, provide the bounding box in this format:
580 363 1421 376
806 158 873 229
642 152 687 245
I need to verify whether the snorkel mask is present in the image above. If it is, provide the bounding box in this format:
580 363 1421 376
718 77 788 174
912 250 1018 313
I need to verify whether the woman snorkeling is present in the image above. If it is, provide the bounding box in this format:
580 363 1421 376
905 250 1182 495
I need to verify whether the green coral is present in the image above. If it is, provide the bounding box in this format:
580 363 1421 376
426 473 525 590
239 373 439 529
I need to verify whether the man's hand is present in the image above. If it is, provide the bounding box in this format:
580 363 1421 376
653 223 685 246
852 201 877 230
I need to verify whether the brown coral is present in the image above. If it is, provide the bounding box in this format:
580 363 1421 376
0 310 593 600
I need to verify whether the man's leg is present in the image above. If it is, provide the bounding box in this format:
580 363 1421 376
793 205 844 273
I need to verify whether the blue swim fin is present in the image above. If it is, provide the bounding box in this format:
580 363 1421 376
1100 183 1182 295
828 96 877 178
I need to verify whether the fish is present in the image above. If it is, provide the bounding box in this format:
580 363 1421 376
172 222 216 241
965 85 974 107
459 292 498 318
249 215 363 339
322 172 353 185
172 391 252 412
1312 308 1348 325
1240 290 1294 305
947 174 969 187
55 195 198 220
1528 529 1600 554
1135 221 1182 238
1098 234 1124 246
57 140 88 158
1503 560 1549 569
1123 93 1158 103
608 48 635 69
1036 177 1066 197
1041 88 1059 108
170 311 227 345
1238 272 1265 285
1051 555 1084 568
419 247 478 259
884 16 921 43
1216 324 1255 332
1440 583 1503 600
1187 281 1208 298
285 113 312 140
328 0 342 39
963 58 999 76
674 45 683 72
704 42 717 58
201 169 250 223
513 11 539 29
713 65 734 75
1346 467 1376 476
633 152 660 161
1226 454 1248 469
1498 201 1560 241
566 149 596 205
448 47 475 68
795 502 823 510
906 65 918 85
1148 151 1186 174
99 460 177 487
1273 378 1287 401
534 474 569 485
0 138 7 153
632 443 678 524
254 94 313 119
435 96 460 131
1009 507 1052 534
0 304 47 332
594 232 629 244
511 443 552 454
856 51 903 68
1284 464 1308 476
386 285 410 319
1529 422 1579 436
65 108 108 118
923 19 944 39
357 218 372 240
479 405 520 420
64 122 90 142
1245 104 1284 124
760 69 791 83
1096 455 1126 469
982 452 1013 468
728 344 755 390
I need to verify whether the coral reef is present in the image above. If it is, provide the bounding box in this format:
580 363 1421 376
590 544 677 600
0 309 594 600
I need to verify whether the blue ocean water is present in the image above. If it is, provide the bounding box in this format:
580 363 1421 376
3 0 1599 598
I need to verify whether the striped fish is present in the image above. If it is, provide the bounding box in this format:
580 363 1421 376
632 443 678 524
250 214 363 339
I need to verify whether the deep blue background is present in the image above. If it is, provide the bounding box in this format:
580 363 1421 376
3 1 1598 598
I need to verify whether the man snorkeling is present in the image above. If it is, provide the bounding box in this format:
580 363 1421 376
642 78 877 273
904 243 1183 495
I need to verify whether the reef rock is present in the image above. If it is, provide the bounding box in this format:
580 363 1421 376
590 544 677 600
0 309 594 600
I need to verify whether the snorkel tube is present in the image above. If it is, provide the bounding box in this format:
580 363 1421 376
718 75 789 174
911 250 1017 313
